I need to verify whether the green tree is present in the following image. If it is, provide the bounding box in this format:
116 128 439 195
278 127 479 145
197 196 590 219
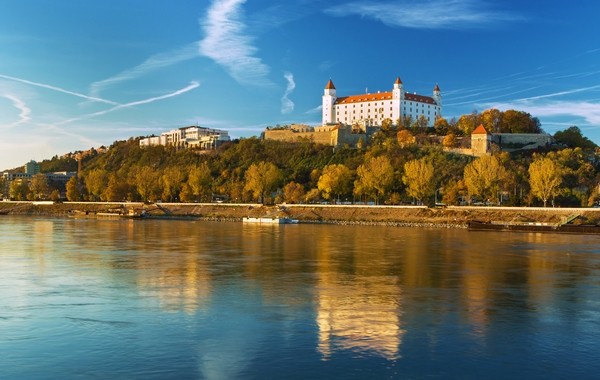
463 155 507 204
317 164 352 203
554 126 597 150
30 173 49 200
528 155 563 207
402 158 435 205
244 161 281 203
66 176 81 201
354 156 394 204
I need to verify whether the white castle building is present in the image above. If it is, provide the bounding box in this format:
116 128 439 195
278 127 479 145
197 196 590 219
322 77 442 127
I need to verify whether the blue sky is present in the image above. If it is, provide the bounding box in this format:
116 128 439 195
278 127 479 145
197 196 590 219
1 0 599 170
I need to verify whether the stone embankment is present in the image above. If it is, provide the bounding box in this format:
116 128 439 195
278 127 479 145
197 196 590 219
2 201 600 228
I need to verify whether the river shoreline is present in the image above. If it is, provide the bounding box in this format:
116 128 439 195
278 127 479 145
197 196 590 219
2 201 600 228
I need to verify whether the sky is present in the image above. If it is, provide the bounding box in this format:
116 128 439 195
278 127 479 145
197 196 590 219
1 0 599 170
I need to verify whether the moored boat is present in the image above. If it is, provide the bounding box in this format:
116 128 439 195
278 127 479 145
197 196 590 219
468 220 600 234
242 217 298 224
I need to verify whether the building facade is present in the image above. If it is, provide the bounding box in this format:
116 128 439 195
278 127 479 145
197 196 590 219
322 77 442 127
139 126 230 149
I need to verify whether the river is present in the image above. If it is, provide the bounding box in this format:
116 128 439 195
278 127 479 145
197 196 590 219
1 216 600 379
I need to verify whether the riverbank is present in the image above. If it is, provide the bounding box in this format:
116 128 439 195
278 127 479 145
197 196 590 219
2 201 600 228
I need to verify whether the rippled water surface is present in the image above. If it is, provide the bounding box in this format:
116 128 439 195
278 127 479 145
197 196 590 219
1 216 600 379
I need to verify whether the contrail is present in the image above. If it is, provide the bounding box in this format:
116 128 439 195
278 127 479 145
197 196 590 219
0 73 120 105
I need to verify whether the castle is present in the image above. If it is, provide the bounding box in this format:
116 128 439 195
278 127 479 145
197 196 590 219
322 77 442 127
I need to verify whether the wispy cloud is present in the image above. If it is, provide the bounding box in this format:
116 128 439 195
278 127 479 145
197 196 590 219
486 100 600 126
199 0 271 86
281 72 295 114
2 94 31 128
56 81 201 126
89 43 200 97
0 74 119 105
325 0 523 29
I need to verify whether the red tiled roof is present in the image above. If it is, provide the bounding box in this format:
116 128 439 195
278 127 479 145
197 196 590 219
336 92 393 104
325 79 336 90
472 124 488 134
404 93 436 104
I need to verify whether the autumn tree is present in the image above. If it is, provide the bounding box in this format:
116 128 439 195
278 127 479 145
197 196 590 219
30 173 49 200
66 176 81 201
283 181 305 204
480 108 502 133
402 158 435 205
317 164 352 203
463 155 507 204
554 126 597 151
85 168 108 201
188 162 213 202
456 111 481 135
9 180 30 201
354 156 394 204
528 155 562 207
135 167 160 202
244 161 281 204
442 133 457 148
397 129 416 148
161 167 185 202
434 117 450 135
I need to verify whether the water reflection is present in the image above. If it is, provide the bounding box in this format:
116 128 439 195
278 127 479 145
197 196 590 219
2 217 600 378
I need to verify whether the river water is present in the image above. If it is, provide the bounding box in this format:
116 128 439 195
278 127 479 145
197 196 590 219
1 216 600 379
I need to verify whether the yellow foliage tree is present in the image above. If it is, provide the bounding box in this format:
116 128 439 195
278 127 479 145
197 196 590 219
317 164 352 203
402 158 435 205
397 129 416 148
463 155 507 204
354 156 394 204
244 161 281 203
528 156 562 207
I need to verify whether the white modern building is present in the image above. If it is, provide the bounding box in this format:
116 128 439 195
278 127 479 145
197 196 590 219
140 126 230 149
322 77 442 127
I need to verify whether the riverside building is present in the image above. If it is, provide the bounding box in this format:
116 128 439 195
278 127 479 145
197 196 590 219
322 77 442 127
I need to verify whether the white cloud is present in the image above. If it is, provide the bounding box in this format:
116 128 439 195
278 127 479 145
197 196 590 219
90 43 200 97
199 0 271 86
325 0 523 29
281 72 295 114
2 94 31 128
305 104 322 114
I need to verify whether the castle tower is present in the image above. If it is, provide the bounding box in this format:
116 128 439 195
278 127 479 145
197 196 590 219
471 124 491 156
433 83 442 106
392 77 404 123
322 79 337 125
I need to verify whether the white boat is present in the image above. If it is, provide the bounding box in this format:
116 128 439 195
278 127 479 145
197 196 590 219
242 217 298 224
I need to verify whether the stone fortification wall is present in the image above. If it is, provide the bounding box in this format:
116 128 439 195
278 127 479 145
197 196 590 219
264 129 334 145
494 134 552 151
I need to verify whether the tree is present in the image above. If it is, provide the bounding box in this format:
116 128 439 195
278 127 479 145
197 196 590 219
66 176 81 201
434 117 450 135
463 155 507 204
317 164 352 203
354 156 394 204
161 167 185 202
480 108 502 133
30 173 49 200
0 176 5 198
456 111 480 135
442 133 457 148
402 158 435 204
9 180 30 201
554 126 597 150
103 173 129 201
244 161 281 203
188 162 213 202
283 181 305 204
85 168 107 201
135 167 160 202
397 129 416 148
528 155 563 207
501 109 541 133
